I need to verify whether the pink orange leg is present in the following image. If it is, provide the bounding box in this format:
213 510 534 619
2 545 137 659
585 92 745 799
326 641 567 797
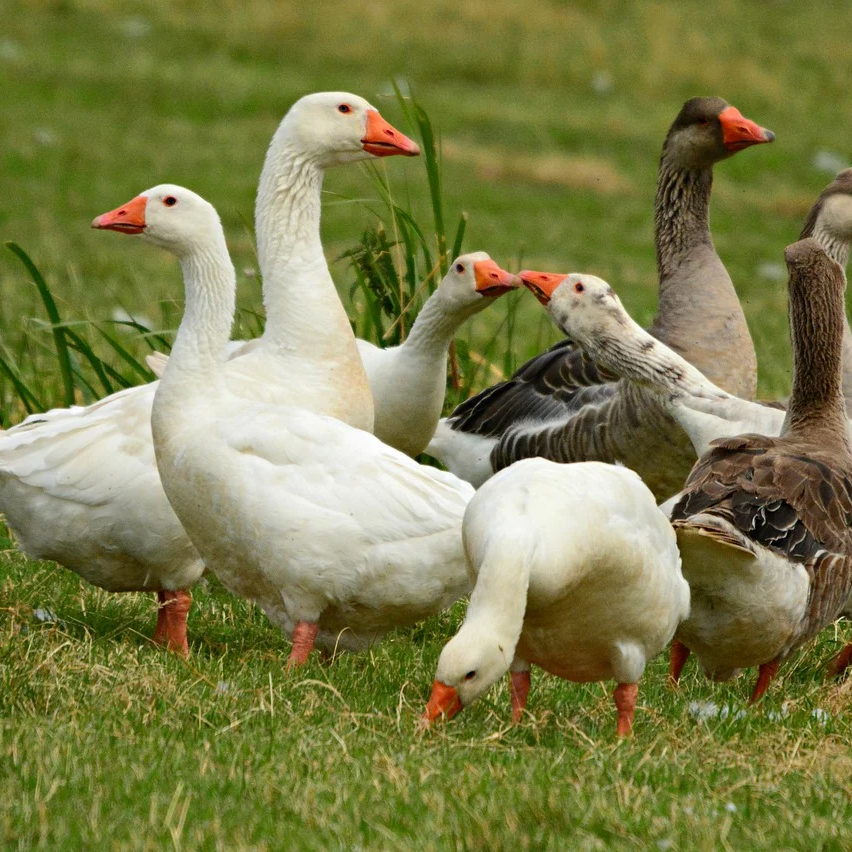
509 670 531 724
614 682 639 737
749 657 780 704
286 621 319 669
828 643 852 678
669 639 690 686
152 589 191 656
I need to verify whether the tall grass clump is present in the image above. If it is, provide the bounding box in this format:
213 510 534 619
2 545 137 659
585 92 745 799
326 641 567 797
344 83 523 412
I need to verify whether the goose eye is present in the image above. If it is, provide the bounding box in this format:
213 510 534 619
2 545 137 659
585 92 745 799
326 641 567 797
464 670 476 681
455 263 465 274
163 196 177 207
338 104 351 114
574 282 585 293
698 118 710 127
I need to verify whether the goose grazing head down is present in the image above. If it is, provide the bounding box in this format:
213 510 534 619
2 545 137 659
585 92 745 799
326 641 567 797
663 96 774 169
278 92 419 166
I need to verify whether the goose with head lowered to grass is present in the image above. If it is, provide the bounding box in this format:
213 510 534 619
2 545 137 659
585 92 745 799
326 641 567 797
427 97 774 496
0 92 419 654
521 245 852 701
422 457 689 737
117 184 475 666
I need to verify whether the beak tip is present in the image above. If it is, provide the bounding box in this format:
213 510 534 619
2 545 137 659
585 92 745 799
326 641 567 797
90 216 102 229
763 129 776 143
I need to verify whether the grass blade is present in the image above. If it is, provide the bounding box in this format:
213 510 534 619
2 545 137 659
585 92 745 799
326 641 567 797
6 242 75 406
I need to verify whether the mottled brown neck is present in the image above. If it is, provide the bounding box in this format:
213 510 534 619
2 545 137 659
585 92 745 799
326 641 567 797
785 250 851 455
654 161 714 281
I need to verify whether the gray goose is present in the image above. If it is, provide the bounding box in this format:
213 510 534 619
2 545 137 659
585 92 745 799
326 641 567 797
667 239 852 701
427 97 774 498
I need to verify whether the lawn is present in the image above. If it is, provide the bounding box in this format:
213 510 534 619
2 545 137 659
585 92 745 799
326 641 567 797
2 0 852 848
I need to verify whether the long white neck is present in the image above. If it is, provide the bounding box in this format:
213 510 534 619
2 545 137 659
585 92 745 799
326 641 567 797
161 238 237 382
254 138 359 362
402 291 488 358
461 543 531 663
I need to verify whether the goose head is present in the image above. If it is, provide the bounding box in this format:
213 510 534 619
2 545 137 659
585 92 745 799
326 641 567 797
92 184 223 257
520 271 624 344
437 252 520 308
664 97 774 170
279 92 419 167
803 168 852 248
423 628 510 724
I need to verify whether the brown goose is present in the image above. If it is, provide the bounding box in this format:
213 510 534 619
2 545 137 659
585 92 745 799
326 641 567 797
427 97 774 497
799 168 852 413
667 238 852 701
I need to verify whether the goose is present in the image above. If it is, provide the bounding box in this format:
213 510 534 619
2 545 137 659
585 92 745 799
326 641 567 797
121 185 474 664
148 252 520 457
355 253 519 456
668 240 852 700
426 97 774 496
0 93 419 654
422 458 689 737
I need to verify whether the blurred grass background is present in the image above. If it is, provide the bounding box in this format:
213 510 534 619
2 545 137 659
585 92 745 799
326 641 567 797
3 1 852 848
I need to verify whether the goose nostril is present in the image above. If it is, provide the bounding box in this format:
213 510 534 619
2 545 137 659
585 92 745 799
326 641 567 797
118 210 126 216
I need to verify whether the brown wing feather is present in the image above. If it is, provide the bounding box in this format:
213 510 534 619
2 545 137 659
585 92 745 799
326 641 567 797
672 435 852 653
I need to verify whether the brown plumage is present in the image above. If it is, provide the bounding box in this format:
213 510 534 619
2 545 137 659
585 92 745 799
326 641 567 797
670 238 852 698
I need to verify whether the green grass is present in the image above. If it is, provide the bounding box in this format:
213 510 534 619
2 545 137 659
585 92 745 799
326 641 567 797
3 0 852 848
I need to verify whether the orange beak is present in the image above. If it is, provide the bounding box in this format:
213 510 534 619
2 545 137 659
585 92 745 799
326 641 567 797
519 270 569 306
362 109 420 158
422 680 463 725
473 259 521 297
718 106 774 152
91 195 148 234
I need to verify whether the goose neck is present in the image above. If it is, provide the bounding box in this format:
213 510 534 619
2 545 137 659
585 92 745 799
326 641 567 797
654 161 713 286
163 241 237 380
254 141 353 355
403 291 485 357
579 310 727 402
463 544 531 655
785 261 851 453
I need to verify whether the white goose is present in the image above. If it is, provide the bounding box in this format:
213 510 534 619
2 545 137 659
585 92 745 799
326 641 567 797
422 458 689 737
0 93 419 654
128 185 474 664
149 252 519 457
356 253 519 456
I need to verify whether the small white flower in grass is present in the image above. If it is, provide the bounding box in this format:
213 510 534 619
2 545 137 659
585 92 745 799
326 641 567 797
811 708 830 725
34 128 57 148
122 17 151 40
767 702 791 722
215 681 229 694
243 267 258 279
813 150 848 175
0 39 23 63
688 700 719 720
757 262 785 282
725 802 737 813
34 608 59 623
656 838 673 850
592 71 614 96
